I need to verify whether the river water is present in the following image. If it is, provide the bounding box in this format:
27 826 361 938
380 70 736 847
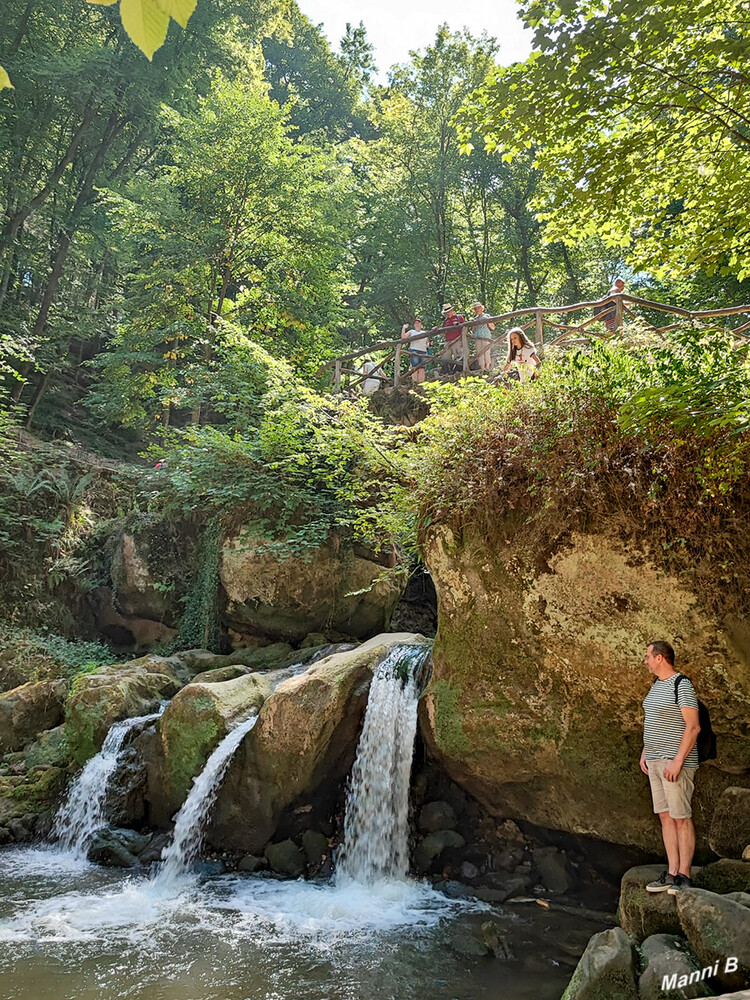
0 846 604 1000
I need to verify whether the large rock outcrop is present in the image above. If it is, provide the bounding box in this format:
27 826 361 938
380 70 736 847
220 533 404 642
65 655 182 764
421 526 750 851
209 633 423 852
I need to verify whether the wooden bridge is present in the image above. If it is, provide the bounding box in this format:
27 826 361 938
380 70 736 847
317 295 750 393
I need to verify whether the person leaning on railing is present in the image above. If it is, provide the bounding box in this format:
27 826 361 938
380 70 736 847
503 327 541 383
400 317 431 384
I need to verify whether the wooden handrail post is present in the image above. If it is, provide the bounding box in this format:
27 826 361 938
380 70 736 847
394 344 402 387
614 295 623 334
535 310 544 348
334 359 342 392
461 328 469 371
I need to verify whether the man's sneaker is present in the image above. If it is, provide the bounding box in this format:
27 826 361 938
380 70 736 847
646 871 675 893
667 874 693 894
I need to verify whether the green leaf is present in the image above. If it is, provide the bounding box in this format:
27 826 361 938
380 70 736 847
154 0 197 28
120 0 170 59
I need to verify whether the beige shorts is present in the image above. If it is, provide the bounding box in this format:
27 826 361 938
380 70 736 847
647 758 697 819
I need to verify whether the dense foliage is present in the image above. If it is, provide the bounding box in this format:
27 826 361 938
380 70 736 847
461 0 750 287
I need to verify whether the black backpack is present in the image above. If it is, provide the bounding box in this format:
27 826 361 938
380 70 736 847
674 675 717 762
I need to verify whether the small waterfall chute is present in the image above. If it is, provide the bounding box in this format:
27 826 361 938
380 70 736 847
336 642 431 886
157 712 259 883
53 706 165 859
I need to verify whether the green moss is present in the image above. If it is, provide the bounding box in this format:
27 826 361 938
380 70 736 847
65 693 109 765
694 860 750 895
161 710 221 803
431 679 471 757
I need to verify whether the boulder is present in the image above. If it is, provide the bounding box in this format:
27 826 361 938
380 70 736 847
209 634 423 853
725 893 750 908
237 854 267 873
560 926 639 1000
151 672 276 821
110 522 183 624
220 532 404 642
694 860 750 896
65 655 181 764
301 830 329 868
0 765 67 828
533 845 575 894
413 830 466 871
638 934 705 1000
0 680 66 752
617 866 683 940
710 788 750 860
190 665 248 685
265 839 305 877
418 800 457 833
676 888 750 991
421 526 750 852
23 725 70 769
87 827 151 868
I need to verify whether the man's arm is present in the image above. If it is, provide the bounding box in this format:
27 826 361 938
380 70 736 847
639 748 649 775
664 706 700 781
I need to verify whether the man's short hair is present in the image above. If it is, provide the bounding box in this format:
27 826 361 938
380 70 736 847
649 640 675 665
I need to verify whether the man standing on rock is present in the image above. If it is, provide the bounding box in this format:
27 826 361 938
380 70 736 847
641 641 701 895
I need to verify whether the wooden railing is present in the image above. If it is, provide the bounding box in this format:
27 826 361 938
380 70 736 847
316 295 750 392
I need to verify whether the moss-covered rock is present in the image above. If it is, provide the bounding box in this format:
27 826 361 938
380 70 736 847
561 926 639 1000
65 655 181 765
710 787 750 860
0 764 67 826
23 725 71 769
617 865 685 940
421 525 750 851
209 633 422 853
0 679 66 752
150 672 276 822
676 888 750 991
693 859 750 895
220 532 404 642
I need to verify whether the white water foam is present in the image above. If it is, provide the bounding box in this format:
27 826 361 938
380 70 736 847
53 707 164 858
157 713 259 882
336 644 428 885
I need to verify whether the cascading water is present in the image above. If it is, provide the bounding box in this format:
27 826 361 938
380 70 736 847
336 643 430 885
157 712 259 882
53 707 165 858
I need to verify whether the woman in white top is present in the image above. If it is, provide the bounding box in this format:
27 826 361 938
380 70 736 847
502 327 541 383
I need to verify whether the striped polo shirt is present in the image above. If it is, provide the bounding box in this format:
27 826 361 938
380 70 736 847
643 674 700 768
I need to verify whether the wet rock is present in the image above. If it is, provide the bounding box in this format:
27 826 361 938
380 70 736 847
617 865 683 940
210 635 422 854
8 818 30 842
479 872 531 902
138 831 171 864
460 861 479 882
265 839 305 877
0 826 12 845
533 846 575 894
23 726 71 769
65 655 181 765
413 830 465 870
638 934 704 1000
418 800 457 834
710 787 750 860
190 859 225 876
676 888 750 991
560 926 638 1000
88 828 150 868
481 921 515 960
0 680 66 752
237 854 267 873
448 925 491 957
221 531 404 643
693 859 750 895
302 830 329 868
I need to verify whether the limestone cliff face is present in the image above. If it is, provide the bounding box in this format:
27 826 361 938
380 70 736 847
421 525 750 851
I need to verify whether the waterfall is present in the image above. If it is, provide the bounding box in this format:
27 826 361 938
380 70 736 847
157 713 259 882
336 643 430 885
53 707 164 858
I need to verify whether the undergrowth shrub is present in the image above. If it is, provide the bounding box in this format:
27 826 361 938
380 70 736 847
398 327 750 618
